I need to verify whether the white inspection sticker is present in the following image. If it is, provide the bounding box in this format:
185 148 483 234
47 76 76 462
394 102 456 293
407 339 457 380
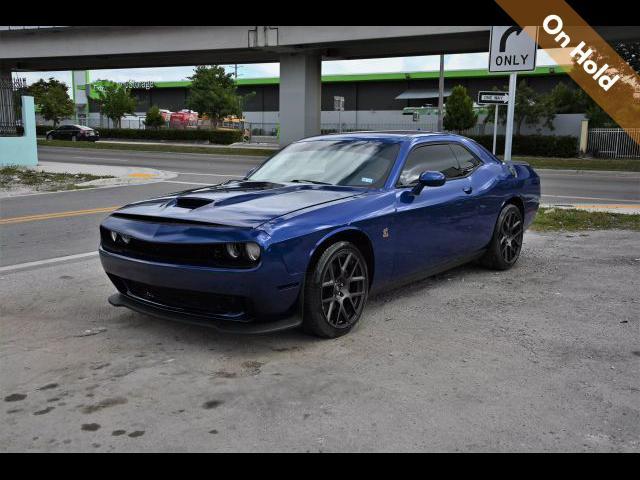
361 177 374 184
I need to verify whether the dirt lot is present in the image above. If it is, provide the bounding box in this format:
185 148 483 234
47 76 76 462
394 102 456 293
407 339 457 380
1 230 638 452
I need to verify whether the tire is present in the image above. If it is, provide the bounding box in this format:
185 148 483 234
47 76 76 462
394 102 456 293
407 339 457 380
71 135 77 142
480 203 524 270
46 134 53 141
303 241 369 338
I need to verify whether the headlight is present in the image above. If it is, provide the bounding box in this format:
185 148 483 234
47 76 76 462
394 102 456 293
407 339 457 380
245 242 261 261
110 230 118 242
225 243 241 259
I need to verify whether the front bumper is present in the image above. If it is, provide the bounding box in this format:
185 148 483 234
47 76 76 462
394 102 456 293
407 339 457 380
100 248 304 333
108 293 302 334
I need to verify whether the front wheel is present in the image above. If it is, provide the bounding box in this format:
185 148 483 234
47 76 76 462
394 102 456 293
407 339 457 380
480 204 524 270
46 134 53 141
303 241 369 338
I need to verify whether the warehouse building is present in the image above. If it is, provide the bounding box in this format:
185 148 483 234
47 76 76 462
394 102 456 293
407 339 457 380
80 66 582 136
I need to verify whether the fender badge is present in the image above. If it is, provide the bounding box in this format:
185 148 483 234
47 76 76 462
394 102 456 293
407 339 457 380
382 228 389 238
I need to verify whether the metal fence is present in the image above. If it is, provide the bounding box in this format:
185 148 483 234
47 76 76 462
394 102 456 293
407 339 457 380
0 77 27 136
587 128 640 159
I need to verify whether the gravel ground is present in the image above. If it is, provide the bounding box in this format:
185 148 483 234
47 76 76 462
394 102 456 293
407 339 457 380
1 230 638 452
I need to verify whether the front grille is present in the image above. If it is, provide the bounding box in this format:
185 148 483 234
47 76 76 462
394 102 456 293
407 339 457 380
100 226 256 268
108 274 250 319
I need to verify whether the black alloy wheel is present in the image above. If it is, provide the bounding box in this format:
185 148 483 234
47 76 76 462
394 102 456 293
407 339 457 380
303 241 369 338
499 208 523 264
480 203 524 270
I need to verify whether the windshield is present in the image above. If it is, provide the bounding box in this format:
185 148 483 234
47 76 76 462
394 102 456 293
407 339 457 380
248 140 401 188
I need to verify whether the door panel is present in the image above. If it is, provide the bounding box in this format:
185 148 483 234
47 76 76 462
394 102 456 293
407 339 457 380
393 178 473 279
392 143 475 280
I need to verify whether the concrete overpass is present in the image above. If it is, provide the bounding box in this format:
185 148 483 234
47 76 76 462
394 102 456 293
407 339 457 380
2 26 638 144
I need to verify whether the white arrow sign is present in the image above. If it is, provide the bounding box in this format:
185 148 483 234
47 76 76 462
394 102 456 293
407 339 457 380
489 26 538 73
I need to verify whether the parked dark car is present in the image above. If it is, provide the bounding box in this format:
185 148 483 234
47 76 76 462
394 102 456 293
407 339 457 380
100 132 540 338
45 125 100 142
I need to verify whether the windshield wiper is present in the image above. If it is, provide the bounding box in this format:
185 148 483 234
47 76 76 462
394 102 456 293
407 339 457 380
289 179 332 185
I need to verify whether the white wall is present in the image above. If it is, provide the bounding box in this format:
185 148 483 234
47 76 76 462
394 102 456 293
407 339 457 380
244 111 585 136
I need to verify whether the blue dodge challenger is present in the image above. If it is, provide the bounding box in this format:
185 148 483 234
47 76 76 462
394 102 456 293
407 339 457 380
100 131 540 338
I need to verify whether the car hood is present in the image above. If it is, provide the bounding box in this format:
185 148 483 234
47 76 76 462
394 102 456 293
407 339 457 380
110 180 364 228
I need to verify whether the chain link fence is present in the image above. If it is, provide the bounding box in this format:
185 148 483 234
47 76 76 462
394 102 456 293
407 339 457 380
587 128 640 159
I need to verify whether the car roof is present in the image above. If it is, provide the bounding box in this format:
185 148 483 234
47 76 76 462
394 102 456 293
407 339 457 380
301 131 463 142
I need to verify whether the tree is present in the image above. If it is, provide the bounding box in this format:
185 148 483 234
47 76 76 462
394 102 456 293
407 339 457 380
27 78 74 127
613 40 640 73
483 80 556 135
186 65 241 127
543 82 584 114
443 85 477 132
94 81 137 128
144 105 165 130
574 89 616 128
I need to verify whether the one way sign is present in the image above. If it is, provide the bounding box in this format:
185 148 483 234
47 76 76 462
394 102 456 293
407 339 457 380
489 26 538 73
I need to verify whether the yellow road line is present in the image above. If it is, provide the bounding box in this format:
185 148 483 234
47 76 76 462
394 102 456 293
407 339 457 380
0 206 119 225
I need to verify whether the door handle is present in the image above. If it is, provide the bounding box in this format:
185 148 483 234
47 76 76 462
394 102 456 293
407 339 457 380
463 186 473 194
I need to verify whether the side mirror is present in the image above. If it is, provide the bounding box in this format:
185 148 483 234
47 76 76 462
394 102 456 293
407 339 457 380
411 171 446 195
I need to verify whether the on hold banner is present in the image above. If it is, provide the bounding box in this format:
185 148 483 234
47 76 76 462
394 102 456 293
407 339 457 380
496 0 640 139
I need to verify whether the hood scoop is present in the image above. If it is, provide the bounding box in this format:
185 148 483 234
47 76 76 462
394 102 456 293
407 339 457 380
174 197 214 210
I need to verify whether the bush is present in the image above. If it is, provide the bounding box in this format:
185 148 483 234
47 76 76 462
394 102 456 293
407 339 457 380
468 134 578 158
36 126 243 145
143 106 165 130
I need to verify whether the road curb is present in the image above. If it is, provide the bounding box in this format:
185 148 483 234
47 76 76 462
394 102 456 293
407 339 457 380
36 161 177 187
536 168 640 177
541 203 640 214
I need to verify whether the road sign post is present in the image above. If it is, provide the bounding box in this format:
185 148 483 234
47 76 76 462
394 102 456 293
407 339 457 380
477 90 509 155
493 105 499 154
504 73 518 162
489 26 538 162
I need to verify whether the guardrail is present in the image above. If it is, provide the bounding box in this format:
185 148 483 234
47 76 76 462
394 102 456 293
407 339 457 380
587 128 640 158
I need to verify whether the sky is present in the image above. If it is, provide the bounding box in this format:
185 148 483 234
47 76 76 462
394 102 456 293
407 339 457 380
16 50 559 87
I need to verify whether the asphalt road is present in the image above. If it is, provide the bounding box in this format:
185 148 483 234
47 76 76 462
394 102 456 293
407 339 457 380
1 230 638 452
37 145 640 203
1 145 638 268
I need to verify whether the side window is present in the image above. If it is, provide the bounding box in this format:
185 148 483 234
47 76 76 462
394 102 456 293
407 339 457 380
398 144 462 186
450 144 482 174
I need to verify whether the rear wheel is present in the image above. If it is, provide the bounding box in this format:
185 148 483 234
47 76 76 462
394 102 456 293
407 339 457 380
71 135 77 142
303 241 369 338
480 204 524 270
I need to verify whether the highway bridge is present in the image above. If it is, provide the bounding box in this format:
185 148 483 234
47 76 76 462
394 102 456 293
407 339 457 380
1 26 638 144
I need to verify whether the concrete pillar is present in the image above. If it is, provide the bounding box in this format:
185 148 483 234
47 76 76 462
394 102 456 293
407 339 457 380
579 118 589 156
279 53 321 146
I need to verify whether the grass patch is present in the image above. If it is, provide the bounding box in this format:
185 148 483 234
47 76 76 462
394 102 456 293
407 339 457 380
0 165 112 193
37 139 275 157
512 156 640 172
531 207 640 231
